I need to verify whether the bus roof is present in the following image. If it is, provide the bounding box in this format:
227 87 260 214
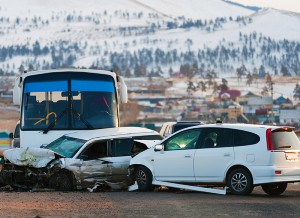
21 68 117 80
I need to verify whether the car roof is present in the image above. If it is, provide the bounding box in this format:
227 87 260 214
64 127 160 141
186 123 288 131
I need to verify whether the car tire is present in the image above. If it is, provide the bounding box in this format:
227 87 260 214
135 166 154 191
227 168 253 195
261 183 287 196
49 171 74 191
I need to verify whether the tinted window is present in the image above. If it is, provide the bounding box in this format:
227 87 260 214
14 123 20 138
272 129 300 150
111 138 133 157
173 123 200 133
111 135 162 157
133 135 163 140
200 128 232 148
164 129 201 151
234 129 260 146
80 141 107 160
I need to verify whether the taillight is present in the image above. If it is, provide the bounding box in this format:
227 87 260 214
266 128 275 150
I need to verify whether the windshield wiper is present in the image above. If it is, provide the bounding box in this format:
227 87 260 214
43 108 67 134
72 108 93 129
278 145 291 149
43 108 93 134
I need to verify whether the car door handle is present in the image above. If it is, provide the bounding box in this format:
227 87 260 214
224 153 231 157
185 154 192 158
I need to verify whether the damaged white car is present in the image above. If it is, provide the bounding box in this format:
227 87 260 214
0 127 161 191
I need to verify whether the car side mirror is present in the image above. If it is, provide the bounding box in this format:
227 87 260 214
80 154 88 161
9 132 14 139
154 144 163 152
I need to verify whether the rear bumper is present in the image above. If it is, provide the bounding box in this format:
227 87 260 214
251 166 300 184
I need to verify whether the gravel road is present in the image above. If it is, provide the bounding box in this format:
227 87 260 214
1 184 300 218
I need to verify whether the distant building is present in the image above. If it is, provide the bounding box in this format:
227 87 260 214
219 90 241 101
280 108 300 125
243 96 273 114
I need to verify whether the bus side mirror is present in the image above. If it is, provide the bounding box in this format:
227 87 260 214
13 77 21 105
9 133 14 139
118 76 128 103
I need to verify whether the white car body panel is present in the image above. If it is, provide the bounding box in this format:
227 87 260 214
154 149 196 182
194 147 234 182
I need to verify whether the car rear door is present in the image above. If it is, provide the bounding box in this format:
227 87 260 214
109 138 133 181
194 127 234 183
153 129 200 182
77 140 112 185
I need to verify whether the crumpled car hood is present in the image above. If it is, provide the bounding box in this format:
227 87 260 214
3 147 64 168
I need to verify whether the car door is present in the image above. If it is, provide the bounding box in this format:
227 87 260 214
153 129 201 182
194 127 234 183
77 140 112 185
109 138 133 182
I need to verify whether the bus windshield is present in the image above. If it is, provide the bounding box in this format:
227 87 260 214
22 72 118 131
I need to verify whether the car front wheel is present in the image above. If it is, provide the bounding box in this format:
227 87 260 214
135 166 154 191
261 183 287 196
48 171 74 191
227 168 253 195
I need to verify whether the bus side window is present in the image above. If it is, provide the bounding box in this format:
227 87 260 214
26 96 38 118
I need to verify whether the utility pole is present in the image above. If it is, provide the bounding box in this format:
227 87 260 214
270 82 274 122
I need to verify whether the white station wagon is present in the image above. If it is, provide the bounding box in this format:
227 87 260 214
129 123 300 195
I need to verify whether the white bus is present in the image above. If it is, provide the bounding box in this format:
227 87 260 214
13 69 127 148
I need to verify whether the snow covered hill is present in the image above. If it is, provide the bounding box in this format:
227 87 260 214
0 0 253 19
0 0 299 81
228 0 300 14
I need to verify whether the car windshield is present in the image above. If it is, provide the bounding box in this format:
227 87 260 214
44 136 87 158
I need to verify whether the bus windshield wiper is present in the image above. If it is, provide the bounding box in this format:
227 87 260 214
43 108 93 134
72 108 93 129
43 108 67 134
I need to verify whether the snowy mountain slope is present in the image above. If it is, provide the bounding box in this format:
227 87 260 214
0 0 299 80
0 0 254 19
228 0 300 13
133 0 254 19
0 0 154 18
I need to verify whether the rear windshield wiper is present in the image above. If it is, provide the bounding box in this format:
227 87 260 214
278 145 292 149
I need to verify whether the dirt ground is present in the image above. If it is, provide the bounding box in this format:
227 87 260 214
0 105 19 133
0 185 300 218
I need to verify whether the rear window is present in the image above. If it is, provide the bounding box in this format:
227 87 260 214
272 130 300 150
